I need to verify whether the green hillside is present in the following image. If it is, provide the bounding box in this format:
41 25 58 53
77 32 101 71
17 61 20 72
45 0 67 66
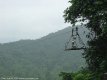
0 26 86 80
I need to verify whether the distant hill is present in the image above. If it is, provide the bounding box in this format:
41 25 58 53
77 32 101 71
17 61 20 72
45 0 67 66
0 26 87 80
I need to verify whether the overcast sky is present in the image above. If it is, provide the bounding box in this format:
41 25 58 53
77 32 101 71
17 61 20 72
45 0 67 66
0 0 70 43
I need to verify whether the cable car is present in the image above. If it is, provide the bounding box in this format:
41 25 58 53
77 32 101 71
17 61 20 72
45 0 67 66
65 26 86 51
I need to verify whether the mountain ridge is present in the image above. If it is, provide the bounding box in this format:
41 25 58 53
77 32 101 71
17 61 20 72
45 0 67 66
0 26 86 80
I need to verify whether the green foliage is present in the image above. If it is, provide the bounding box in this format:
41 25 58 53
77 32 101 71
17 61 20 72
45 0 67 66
64 0 107 79
59 69 102 80
73 69 92 80
74 73 85 80
59 72 73 80
64 0 107 34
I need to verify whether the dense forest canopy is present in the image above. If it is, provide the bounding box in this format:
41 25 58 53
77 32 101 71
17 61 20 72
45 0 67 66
0 27 85 80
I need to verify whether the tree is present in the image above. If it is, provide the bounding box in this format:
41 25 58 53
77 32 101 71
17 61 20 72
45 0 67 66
64 0 107 78
59 72 73 80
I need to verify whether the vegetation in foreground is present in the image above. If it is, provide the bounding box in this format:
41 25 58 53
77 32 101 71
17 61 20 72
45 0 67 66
62 0 107 80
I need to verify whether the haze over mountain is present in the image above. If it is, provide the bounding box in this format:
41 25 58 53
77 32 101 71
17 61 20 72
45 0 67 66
0 0 70 43
0 26 87 80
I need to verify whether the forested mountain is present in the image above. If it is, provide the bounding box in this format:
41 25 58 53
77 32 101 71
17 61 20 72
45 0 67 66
0 26 86 80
